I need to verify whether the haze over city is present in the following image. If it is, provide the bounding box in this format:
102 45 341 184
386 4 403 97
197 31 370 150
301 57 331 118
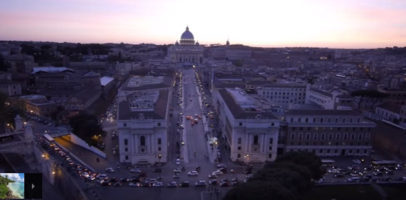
1 0 406 48
1 1 406 200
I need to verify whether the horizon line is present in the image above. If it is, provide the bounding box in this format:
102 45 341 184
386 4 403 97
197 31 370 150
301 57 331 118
1 39 405 50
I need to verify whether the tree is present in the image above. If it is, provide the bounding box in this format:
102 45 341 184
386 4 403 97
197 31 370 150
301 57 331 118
69 112 104 146
223 181 296 200
224 151 325 200
253 168 308 194
0 92 25 129
275 151 325 180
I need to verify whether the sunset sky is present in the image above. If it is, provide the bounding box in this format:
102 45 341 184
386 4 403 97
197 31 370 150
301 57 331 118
1 0 405 48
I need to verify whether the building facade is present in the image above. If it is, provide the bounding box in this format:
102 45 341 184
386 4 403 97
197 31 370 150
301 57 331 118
283 110 375 156
166 26 203 65
256 83 307 108
213 88 280 163
117 76 172 165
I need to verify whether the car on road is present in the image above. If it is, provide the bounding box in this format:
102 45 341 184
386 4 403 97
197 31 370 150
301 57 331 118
152 182 164 187
208 180 218 185
130 168 142 173
216 163 226 168
181 181 190 187
195 180 207 187
208 174 217 179
129 182 138 187
167 181 178 188
173 169 182 173
176 158 181 165
187 170 199 176
105 167 115 173
212 169 224 176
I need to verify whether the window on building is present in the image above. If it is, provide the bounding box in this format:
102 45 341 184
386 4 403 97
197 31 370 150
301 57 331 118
124 139 128 145
157 122 161 126
237 154 241 158
141 148 145 153
253 135 258 145
158 147 161 151
125 156 128 160
123 123 127 127
238 138 242 144
269 154 272 158
125 148 128 152
158 138 161 145
238 146 241 150
239 122 243 126
269 138 273 144
140 136 145 146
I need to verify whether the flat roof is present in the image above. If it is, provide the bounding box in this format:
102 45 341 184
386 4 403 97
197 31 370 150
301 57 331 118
118 89 169 120
219 88 276 119
32 67 73 74
121 75 171 90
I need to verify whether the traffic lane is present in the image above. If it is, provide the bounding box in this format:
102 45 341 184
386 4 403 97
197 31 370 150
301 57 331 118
54 136 109 171
183 76 208 160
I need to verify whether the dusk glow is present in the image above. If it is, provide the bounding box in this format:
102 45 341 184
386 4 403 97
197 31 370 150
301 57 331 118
1 0 406 48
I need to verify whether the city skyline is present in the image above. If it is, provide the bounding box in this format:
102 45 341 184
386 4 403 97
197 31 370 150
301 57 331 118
1 0 406 48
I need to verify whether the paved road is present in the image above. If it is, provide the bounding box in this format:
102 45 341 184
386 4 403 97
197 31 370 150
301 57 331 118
182 69 210 165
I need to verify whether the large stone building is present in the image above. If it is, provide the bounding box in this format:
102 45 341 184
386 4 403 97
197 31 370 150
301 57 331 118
117 75 172 165
166 26 203 65
282 110 375 156
213 86 376 163
213 88 280 163
256 83 307 108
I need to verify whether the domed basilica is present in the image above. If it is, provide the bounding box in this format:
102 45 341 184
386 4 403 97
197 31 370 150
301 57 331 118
166 26 203 65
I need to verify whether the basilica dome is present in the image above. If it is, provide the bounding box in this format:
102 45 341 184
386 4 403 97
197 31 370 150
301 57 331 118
180 26 195 45
181 26 194 40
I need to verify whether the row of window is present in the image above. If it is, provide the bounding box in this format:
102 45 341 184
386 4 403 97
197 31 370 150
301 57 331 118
289 132 370 141
122 122 161 127
288 141 370 146
288 117 362 124
290 127 372 131
267 96 305 100
237 137 274 145
288 148 369 154
123 137 162 146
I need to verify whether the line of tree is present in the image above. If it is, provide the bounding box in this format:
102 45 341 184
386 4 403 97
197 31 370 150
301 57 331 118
223 151 325 200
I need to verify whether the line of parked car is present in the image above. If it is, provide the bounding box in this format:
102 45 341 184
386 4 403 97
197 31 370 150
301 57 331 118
321 159 406 184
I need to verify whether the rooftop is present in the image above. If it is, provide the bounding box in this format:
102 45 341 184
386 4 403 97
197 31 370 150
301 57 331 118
286 109 361 116
219 88 276 119
122 75 170 90
118 89 169 120
32 67 73 74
